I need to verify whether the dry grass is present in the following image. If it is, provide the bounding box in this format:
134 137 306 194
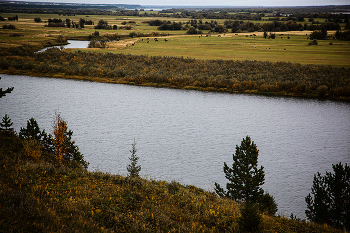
0 130 345 232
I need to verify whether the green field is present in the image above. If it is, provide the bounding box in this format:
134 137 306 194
1 13 349 67
117 32 350 67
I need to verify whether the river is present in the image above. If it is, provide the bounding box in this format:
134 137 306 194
1 74 349 219
36 40 90 53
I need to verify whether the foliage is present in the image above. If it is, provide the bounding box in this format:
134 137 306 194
335 30 350 41
258 193 278 216
263 31 268 39
127 139 141 178
2 24 16 29
88 40 106 48
19 117 54 154
52 114 67 165
57 35 67 44
310 28 328 40
158 22 183 30
308 39 318 45
0 128 344 233
23 138 42 161
215 136 265 203
239 201 262 232
52 114 89 169
269 32 276 39
186 26 202 35
1 49 349 100
147 19 165 26
305 162 350 230
0 114 13 131
95 19 110 29
34 17 41 23
20 118 43 141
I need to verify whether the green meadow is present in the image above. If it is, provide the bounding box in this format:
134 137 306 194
119 32 350 67
0 13 349 67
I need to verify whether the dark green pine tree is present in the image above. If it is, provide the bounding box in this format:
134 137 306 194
0 114 13 131
215 136 265 203
305 162 350 230
127 139 141 178
239 201 262 232
19 118 42 141
19 117 55 154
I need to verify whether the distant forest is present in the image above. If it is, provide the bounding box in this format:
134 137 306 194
0 2 349 18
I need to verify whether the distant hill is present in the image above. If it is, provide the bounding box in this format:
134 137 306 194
0 1 142 9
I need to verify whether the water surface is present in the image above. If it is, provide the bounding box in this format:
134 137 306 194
1 74 349 219
37 40 90 52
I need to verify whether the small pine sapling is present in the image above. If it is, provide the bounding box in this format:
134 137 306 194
127 139 141 178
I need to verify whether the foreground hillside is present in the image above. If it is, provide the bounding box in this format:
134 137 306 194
0 130 343 232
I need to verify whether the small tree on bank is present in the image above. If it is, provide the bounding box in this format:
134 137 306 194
0 114 13 131
52 114 88 168
127 139 141 178
52 114 67 165
305 162 350 230
215 136 265 203
215 136 276 231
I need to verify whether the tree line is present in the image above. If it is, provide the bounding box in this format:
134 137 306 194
146 18 347 36
0 113 88 169
0 48 349 100
1 3 349 21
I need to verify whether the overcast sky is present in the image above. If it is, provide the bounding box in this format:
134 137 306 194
24 0 350 7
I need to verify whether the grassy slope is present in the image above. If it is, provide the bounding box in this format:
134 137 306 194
0 130 344 232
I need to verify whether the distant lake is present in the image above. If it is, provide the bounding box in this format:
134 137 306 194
37 40 90 53
1 74 349 219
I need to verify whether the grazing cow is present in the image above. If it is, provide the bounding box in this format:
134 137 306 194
164 39 168 42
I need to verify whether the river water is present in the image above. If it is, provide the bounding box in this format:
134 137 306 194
1 74 349 219
36 40 90 53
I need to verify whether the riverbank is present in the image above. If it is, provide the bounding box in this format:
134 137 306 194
1 48 350 102
0 130 344 232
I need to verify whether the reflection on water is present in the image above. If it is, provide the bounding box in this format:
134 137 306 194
1 74 349 219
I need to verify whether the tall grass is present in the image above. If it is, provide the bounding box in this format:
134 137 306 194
0 130 345 232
